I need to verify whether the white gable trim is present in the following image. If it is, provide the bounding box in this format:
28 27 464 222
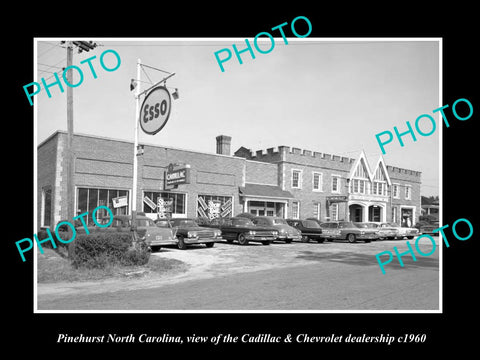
372 156 392 186
349 151 392 186
348 150 373 182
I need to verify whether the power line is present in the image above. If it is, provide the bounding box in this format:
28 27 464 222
37 41 65 58
37 62 63 69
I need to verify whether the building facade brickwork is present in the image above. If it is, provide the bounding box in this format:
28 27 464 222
37 131 421 230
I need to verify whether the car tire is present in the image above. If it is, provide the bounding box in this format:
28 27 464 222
226 239 234 243
317 238 325 243
347 234 356 243
407 236 414 239
238 233 249 245
205 242 215 248
301 235 309 243
177 236 187 250
262 240 271 245
285 239 292 244
364 239 371 243
150 245 161 252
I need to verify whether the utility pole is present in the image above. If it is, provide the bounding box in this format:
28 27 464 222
66 42 75 223
63 40 97 224
131 58 142 239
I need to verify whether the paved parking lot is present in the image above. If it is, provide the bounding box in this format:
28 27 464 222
150 236 440 284
37 236 440 310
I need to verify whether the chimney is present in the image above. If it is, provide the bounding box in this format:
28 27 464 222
216 135 231 155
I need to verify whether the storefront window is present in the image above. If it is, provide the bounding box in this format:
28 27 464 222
77 187 129 225
143 191 186 216
401 208 414 227
197 194 233 219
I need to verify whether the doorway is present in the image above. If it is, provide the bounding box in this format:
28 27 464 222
349 204 364 222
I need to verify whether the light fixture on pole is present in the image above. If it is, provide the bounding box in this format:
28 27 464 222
172 88 179 100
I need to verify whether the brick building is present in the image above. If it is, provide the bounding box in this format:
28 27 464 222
37 131 421 230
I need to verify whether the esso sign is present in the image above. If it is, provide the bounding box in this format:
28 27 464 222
140 86 171 135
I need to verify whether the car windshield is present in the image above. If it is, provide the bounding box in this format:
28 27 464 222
233 218 254 226
273 218 287 225
174 219 198 227
302 220 320 228
339 222 355 228
354 223 368 228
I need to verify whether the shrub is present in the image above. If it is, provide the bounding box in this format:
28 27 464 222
69 232 150 269
121 241 150 266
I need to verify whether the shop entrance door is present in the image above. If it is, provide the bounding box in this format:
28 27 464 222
368 205 382 222
349 204 363 222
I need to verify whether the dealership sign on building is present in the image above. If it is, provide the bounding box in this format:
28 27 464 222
165 163 190 187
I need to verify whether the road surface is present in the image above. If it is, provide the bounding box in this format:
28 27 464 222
37 237 440 311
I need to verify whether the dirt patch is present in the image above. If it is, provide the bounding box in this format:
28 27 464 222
37 248 188 284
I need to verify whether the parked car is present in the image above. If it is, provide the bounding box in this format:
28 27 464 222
76 213 178 251
375 222 400 240
380 222 419 239
252 216 302 243
164 218 222 250
354 222 379 240
419 221 439 236
285 219 324 243
354 222 398 240
319 221 378 243
203 217 278 245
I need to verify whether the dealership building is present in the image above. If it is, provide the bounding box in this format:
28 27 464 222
37 131 421 230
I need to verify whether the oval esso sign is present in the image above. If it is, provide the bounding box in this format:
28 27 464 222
139 86 171 135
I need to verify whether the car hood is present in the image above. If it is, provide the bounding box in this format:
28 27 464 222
177 226 214 232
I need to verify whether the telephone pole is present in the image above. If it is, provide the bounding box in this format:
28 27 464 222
66 42 74 223
63 40 97 223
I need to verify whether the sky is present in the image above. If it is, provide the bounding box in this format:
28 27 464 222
35 38 440 196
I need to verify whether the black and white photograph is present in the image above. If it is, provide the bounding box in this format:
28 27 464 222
7 6 478 355
33 37 441 312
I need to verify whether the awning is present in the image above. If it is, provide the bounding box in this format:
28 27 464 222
239 183 294 200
